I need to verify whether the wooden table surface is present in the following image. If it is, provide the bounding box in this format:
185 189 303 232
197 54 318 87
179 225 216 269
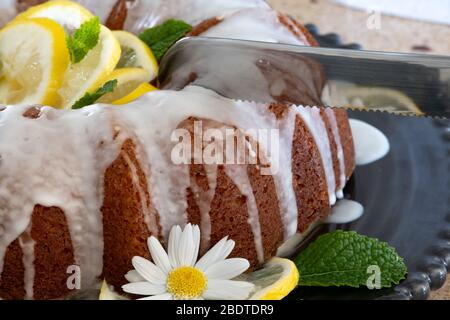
268 0 450 300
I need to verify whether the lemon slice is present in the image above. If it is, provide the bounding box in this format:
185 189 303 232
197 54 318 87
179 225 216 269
113 30 158 82
15 0 94 31
112 82 157 105
58 25 121 109
0 18 69 106
14 1 121 109
97 68 151 104
237 257 299 300
99 280 127 300
344 87 423 115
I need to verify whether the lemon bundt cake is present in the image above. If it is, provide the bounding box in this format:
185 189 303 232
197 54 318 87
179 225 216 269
0 0 355 300
0 87 354 299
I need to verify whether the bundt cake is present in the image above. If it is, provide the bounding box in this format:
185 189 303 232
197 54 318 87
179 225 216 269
0 0 355 300
0 87 354 299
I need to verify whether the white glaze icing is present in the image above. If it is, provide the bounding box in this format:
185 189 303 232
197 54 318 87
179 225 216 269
273 110 299 238
275 222 319 258
0 0 269 32
276 199 365 257
19 226 35 300
76 0 117 23
350 119 390 165
325 108 346 196
0 104 119 290
0 0 16 28
190 164 217 251
324 199 364 224
121 151 159 237
201 8 306 45
295 106 337 206
276 233 304 258
225 165 264 264
124 0 270 33
114 87 278 240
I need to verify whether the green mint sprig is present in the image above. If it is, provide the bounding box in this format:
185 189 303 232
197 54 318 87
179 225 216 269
139 19 192 61
66 17 101 63
71 79 117 109
295 230 407 288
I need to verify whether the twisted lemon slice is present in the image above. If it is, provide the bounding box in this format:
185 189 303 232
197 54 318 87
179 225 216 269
112 82 157 105
57 25 121 109
97 68 152 104
113 30 159 82
0 18 69 106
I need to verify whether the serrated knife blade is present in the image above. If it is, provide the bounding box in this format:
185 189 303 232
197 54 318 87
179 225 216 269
158 37 450 119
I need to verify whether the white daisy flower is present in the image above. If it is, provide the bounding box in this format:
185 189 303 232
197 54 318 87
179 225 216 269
122 224 254 300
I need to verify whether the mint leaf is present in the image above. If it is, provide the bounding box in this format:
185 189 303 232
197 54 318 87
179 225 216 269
295 230 407 288
139 19 192 61
71 80 117 109
66 17 101 63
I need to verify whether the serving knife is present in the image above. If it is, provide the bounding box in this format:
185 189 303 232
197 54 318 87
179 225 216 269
158 37 450 119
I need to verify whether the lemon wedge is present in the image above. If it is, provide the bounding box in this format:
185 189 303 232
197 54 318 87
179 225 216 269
97 68 151 104
113 30 158 82
15 0 94 31
58 25 121 109
112 82 157 105
238 257 299 300
0 18 69 106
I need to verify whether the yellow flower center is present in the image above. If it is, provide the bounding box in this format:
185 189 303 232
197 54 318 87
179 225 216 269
166 266 207 299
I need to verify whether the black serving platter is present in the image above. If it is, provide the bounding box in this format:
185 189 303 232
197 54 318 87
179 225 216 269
286 25 450 300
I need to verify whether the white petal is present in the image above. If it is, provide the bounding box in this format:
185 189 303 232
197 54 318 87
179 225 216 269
203 279 254 300
138 293 173 300
147 236 172 274
220 239 235 260
122 282 166 296
195 237 232 271
204 258 250 280
124 270 145 283
178 224 197 266
131 256 166 285
168 225 182 268
191 225 201 266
